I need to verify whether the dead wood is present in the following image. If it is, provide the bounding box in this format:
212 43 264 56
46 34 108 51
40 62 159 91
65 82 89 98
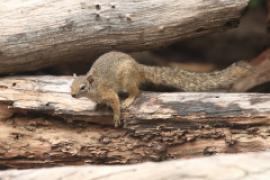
1 152 270 180
0 0 248 73
0 76 269 169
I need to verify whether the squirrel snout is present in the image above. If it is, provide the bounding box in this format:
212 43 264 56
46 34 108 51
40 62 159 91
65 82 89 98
71 93 77 98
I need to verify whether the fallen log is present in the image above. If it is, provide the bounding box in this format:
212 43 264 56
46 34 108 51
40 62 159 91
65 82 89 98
0 76 269 169
0 0 249 73
1 152 270 180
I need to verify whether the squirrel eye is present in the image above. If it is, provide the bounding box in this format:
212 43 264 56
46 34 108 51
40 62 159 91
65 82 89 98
80 84 86 90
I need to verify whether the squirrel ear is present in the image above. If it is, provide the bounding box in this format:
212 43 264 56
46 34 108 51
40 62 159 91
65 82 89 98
73 73 77 78
87 75 94 83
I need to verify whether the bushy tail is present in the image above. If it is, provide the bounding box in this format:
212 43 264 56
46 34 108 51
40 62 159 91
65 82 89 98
140 61 252 91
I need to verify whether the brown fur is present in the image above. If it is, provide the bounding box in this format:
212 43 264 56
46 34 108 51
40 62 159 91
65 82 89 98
71 51 252 127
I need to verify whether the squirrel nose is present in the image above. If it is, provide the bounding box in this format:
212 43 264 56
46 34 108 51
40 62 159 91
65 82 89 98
71 94 76 98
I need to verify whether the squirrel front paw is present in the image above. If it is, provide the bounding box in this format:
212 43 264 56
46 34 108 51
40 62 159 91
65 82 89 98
113 114 121 127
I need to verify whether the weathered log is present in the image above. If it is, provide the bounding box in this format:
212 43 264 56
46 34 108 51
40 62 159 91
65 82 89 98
0 0 249 73
1 152 270 180
0 76 269 169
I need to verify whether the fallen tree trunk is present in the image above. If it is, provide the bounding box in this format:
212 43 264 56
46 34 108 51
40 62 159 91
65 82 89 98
0 76 269 169
0 0 248 73
1 152 270 180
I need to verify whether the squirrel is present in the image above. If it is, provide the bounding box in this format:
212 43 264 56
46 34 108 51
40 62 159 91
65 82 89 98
71 51 253 127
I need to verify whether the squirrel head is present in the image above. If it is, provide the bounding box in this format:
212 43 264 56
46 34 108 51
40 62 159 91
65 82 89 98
71 75 94 98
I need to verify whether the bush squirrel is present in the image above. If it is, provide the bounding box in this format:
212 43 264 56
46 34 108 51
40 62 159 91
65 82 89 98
71 51 252 127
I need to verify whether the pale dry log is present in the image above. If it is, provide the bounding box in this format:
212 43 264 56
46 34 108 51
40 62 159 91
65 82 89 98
0 0 249 73
0 76 270 169
1 152 270 180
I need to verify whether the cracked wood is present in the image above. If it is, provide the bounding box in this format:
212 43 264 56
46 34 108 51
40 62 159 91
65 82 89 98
0 0 248 73
0 76 269 169
1 152 270 179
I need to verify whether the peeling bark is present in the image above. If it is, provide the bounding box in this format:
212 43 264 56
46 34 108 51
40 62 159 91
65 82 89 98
0 0 248 73
0 76 269 169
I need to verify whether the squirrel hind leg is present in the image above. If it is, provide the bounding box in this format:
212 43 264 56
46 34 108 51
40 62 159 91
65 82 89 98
119 65 141 109
121 83 140 109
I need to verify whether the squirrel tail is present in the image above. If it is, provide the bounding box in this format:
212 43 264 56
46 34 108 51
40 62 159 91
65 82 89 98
140 61 253 91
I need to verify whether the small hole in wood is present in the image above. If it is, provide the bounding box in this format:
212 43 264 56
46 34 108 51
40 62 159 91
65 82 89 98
15 134 19 140
111 5 116 9
12 82 16 87
95 13 100 20
95 4 101 10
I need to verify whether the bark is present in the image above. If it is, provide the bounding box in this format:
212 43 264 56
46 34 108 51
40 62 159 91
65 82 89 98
0 76 270 169
1 152 270 180
0 0 248 73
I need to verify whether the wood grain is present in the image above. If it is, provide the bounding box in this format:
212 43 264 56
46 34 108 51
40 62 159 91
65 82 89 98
0 75 269 169
0 0 248 73
1 152 270 180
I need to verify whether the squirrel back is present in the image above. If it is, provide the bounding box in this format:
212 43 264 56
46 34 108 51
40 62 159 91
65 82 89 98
87 51 252 92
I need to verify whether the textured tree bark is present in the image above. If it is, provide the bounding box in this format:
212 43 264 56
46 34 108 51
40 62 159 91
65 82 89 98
0 0 249 73
0 76 269 169
1 152 270 180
